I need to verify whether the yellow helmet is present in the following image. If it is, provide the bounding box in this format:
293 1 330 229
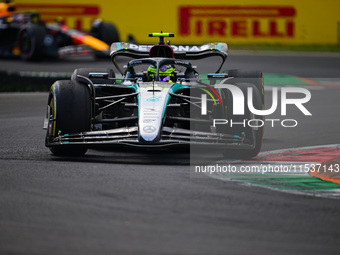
147 65 174 82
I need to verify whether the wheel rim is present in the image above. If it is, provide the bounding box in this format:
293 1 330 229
19 30 32 57
47 97 57 139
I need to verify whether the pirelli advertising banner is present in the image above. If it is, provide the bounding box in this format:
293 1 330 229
16 0 340 45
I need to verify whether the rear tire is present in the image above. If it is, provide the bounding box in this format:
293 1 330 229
90 21 119 58
46 80 91 156
225 69 264 105
18 23 46 61
221 83 264 159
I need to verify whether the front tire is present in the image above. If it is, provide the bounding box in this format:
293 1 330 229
46 80 91 156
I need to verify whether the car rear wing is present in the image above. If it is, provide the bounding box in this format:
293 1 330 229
110 42 228 74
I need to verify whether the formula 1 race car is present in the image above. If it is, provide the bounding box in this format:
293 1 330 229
0 1 119 60
44 32 264 159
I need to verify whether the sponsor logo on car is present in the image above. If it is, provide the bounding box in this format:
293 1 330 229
143 126 156 133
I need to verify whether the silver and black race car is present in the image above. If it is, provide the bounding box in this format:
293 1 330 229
44 33 264 158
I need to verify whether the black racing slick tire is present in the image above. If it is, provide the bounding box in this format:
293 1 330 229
225 69 264 105
90 21 119 58
46 80 91 156
18 23 46 61
221 83 264 159
90 21 119 45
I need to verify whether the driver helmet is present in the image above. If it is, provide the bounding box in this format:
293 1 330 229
147 65 174 82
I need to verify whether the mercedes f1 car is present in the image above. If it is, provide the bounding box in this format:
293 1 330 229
44 32 264 159
0 1 119 60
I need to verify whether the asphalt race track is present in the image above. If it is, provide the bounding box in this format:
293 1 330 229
1 52 340 255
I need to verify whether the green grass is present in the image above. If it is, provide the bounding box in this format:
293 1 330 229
227 44 340 52
263 74 310 86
